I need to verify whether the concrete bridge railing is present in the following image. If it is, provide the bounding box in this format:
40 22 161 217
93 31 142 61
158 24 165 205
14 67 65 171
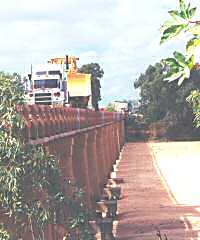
22 105 125 238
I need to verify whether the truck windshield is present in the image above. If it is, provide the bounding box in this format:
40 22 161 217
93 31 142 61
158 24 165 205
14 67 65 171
34 79 58 89
48 70 61 75
36 71 47 75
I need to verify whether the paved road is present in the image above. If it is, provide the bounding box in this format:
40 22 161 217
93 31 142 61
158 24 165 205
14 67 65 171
116 142 200 240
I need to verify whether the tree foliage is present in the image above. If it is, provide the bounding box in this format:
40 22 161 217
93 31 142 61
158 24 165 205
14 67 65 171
160 0 200 127
135 63 200 138
187 89 200 127
79 63 104 111
135 63 176 123
160 0 200 84
0 224 11 240
0 72 95 239
106 103 115 112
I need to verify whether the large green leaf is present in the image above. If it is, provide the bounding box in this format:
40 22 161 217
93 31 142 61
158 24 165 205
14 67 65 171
160 24 187 44
186 54 195 70
186 37 200 57
164 58 179 66
161 19 177 32
173 51 186 64
188 7 197 19
179 0 188 19
169 10 181 19
168 10 188 24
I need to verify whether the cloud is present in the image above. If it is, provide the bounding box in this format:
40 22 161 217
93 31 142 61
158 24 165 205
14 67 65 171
0 0 200 106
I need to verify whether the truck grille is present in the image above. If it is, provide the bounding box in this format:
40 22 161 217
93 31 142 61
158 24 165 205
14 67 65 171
35 93 52 105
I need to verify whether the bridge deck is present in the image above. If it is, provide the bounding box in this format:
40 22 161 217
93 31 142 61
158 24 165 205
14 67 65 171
116 142 200 240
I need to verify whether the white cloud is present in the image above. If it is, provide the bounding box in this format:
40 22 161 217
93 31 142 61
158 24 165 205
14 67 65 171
0 0 200 106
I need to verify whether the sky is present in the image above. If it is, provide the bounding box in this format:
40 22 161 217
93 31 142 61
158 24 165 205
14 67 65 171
0 0 200 106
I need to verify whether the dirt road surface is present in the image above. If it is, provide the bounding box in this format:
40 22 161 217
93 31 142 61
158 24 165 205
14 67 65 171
116 142 200 240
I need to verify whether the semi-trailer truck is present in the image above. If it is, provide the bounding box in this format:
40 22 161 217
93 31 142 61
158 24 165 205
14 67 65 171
25 56 92 107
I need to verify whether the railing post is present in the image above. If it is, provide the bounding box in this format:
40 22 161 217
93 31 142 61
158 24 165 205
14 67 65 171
96 128 106 188
87 130 101 203
58 137 75 181
114 122 120 160
44 224 54 240
110 124 115 164
72 133 92 208
116 122 121 156
76 108 81 129
103 126 110 179
119 118 125 148
107 125 114 171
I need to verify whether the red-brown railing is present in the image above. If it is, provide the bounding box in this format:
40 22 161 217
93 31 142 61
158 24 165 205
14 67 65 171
22 105 124 141
21 104 126 239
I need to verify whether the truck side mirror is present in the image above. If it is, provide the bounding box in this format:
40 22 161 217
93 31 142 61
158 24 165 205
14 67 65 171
65 55 69 70
28 74 32 80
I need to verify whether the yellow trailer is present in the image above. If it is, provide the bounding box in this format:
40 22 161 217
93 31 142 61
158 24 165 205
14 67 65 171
67 72 91 97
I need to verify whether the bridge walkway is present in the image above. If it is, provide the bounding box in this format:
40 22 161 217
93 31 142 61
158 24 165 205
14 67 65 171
116 142 200 240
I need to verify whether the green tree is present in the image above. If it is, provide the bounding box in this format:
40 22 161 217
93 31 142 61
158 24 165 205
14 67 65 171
79 63 104 111
160 0 200 127
106 103 115 112
135 63 200 138
135 63 177 123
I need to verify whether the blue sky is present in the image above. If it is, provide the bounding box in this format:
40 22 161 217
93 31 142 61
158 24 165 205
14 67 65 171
0 0 199 106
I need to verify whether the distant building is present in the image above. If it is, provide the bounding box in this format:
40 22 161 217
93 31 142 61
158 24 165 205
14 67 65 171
112 101 129 112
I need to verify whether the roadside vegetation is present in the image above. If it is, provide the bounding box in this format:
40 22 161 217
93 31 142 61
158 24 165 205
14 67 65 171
134 62 200 140
133 0 200 140
0 72 94 239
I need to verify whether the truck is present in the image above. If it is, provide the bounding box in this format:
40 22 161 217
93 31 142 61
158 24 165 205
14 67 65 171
25 56 92 107
25 57 67 105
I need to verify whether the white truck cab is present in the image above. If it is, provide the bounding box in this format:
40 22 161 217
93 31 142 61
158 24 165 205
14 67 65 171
26 64 67 105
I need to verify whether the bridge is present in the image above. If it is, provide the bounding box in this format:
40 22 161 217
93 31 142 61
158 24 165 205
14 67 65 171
4 105 200 240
